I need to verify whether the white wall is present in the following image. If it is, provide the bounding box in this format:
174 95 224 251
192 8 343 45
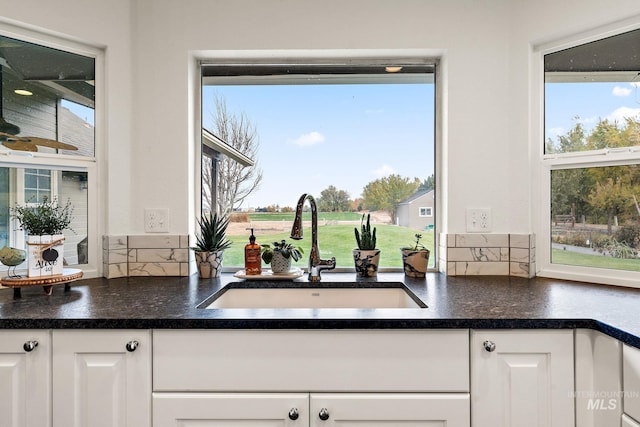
2 0 640 237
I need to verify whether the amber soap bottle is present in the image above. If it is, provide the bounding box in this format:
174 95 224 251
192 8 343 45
244 228 262 275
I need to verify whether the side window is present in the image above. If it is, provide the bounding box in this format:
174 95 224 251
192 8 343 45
0 30 96 271
544 28 640 278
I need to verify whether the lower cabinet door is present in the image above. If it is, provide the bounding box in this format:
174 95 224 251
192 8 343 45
52 330 151 427
309 393 470 427
471 330 574 427
153 393 310 427
0 330 51 427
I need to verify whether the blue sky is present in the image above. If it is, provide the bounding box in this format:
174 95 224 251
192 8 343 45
545 80 640 143
203 83 434 209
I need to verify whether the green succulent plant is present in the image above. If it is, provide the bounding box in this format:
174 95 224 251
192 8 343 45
354 213 377 250
192 213 232 252
403 233 428 251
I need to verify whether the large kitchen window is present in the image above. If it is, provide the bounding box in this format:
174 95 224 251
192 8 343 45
0 29 97 273
543 27 640 285
201 61 436 271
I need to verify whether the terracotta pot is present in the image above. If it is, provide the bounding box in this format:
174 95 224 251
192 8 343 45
401 248 430 278
352 249 380 277
270 252 292 274
194 250 224 278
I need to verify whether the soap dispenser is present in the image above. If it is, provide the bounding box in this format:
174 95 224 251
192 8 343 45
244 228 262 275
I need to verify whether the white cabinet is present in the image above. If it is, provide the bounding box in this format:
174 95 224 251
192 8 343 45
153 393 470 427
471 330 574 427
0 330 51 427
624 343 640 424
52 330 151 427
152 329 470 427
575 329 622 426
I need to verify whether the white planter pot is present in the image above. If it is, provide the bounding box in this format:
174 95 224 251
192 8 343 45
27 234 65 277
270 252 292 274
401 248 430 278
352 249 381 277
195 250 224 278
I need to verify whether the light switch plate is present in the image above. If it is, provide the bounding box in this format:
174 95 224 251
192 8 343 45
466 208 491 232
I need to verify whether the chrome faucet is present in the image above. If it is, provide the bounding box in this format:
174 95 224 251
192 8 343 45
290 193 336 281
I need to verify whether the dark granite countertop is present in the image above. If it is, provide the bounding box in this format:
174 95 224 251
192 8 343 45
1 272 639 348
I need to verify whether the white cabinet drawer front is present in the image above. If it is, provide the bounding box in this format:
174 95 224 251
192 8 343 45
624 344 640 421
153 329 469 392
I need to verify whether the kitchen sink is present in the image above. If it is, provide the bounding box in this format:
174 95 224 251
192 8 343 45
199 282 427 309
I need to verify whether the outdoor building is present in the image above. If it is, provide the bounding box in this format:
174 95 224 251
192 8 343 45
396 190 434 231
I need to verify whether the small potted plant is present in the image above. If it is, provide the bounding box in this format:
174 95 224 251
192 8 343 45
401 233 430 278
261 239 304 274
192 213 232 278
353 213 380 277
11 196 73 277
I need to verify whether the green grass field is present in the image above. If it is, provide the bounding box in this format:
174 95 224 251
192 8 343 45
225 223 434 269
552 248 640 272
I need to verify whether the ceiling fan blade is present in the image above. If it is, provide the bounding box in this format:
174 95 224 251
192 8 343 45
20 137 78 151
2 140 37 152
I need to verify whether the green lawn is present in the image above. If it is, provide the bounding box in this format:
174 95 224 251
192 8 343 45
552 248 640 272
226 223 434 269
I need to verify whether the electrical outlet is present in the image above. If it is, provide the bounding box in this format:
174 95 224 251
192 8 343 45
145 208 169 233
466 208 492 232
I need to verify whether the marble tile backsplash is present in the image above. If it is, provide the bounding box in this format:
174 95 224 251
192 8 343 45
442 233 535 278
103 235 190 278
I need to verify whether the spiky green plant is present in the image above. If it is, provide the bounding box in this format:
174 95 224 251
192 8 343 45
354 213 377 250
11 196 74 235
192 213 232 252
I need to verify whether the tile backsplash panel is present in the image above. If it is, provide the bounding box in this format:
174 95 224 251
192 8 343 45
103 235 190 278
442 233 535 278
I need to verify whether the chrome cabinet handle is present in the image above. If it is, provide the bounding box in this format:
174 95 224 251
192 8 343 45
125 340 139 352
288 408 299 420
483 340 496 352
318 408 330 421
23 340 38 352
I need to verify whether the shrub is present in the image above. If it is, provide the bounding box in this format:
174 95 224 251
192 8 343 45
230 212 249 222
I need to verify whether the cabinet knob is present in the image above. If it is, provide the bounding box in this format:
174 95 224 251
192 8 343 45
483 340 496 352
288 408 299 420
318 408 330 421
125 340 139 352
23 340 38 352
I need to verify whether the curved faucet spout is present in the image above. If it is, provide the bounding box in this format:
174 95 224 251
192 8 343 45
291 193 336 281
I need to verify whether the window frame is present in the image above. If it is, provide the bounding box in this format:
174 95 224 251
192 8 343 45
534 20 640 288
196 50 442 272
0 22 102 277
419 207 433 217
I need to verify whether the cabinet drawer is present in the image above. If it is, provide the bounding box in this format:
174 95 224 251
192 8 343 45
624 344 640 421
153 329 469 392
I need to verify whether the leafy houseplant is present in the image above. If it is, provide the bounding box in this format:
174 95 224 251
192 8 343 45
261 239 304 274
401 233 430 278
192 213 231 278
11 196 74 277
352 213 380 277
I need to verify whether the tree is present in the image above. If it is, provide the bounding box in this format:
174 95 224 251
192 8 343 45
317 185 351 212
419 174 435 192
206 95 263 215
362 174 420 219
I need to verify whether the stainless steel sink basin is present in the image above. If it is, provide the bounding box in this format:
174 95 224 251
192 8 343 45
199 282 427 309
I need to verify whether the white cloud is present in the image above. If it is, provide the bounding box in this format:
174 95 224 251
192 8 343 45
291 131 325 146
612 86 632 97
547 127 565 138
606 106 640 124
372 164 396 177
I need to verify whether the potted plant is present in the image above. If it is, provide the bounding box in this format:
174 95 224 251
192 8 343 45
401 233 430 278
192 213 232 278
261 239 304 274
353 213 380 277
11 196 73 277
